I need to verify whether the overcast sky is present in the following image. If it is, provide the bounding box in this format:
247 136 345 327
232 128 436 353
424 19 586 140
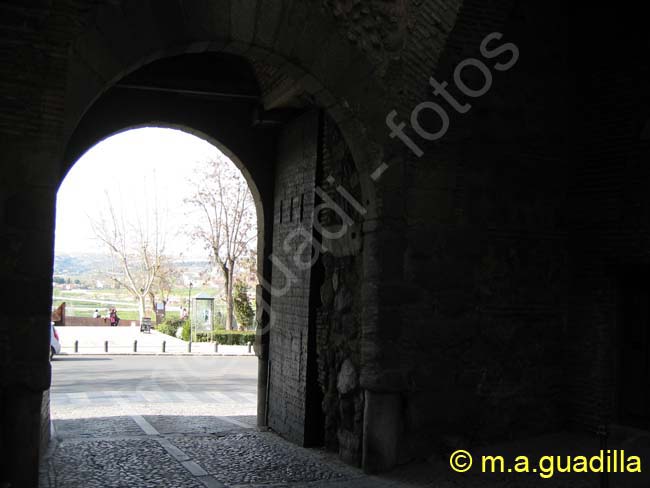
55 127 233 259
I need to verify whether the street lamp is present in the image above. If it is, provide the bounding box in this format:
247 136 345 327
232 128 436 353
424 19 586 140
188 282 193 344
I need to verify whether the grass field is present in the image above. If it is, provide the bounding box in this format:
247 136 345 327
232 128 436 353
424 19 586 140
52 285 226 321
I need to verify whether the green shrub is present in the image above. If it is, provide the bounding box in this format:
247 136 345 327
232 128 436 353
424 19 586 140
155 318 185 337
181 320 191 341
233 281 255 329
216 331 255 345
194 332 212 343
192 330 255 345
156 323 177 337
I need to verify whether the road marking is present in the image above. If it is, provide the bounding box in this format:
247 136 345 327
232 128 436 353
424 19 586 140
221 391 251 404
66 392 90 404
240 392 257 403
111 391 223 486
217 416 253 429
130 414 159 435
181 460 208 477
53 389 257 408
139 390 165 403
157 437 190 461
206 391 234 404
197 475 226 488
173 391 199 403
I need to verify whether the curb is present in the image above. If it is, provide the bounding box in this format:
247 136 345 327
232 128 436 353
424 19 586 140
55 352 257 357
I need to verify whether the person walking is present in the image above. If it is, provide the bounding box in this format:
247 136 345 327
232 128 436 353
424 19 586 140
109 308 116 327
109 308 120 327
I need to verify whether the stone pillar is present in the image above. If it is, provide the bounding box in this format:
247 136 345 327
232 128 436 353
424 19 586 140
362 390 402 473
257 353 269 427
2 387 44 487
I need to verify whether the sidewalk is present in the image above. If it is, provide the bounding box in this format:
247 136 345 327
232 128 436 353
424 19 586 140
40 383 625 488
56 326 254 356
41 412 610 488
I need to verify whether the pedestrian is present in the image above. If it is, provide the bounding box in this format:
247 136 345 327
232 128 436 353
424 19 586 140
93 309 100 319
109 308 116 327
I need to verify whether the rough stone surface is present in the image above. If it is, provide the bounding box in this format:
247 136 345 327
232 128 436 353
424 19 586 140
2 0 646 483
337 359 357 395
52 438 207 488
173 431 353 485
315 115 365 466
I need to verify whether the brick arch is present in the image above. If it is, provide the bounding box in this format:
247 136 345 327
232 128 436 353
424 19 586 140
61 1 410 468
64 0 391 217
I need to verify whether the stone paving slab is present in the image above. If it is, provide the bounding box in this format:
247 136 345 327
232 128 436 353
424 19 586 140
172 431 359 486
144 415 245 435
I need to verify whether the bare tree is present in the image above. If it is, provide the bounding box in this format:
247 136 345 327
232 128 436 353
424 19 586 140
186 156 256 330
90 187 167 323
148 255 179 312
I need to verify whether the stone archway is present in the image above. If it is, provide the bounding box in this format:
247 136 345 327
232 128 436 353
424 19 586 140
64 1 385 198
61 5 383 469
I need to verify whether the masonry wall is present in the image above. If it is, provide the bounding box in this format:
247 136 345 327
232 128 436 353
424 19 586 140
315 115 365 465
4 0 647 482
566 11 650 431
366 1 572 462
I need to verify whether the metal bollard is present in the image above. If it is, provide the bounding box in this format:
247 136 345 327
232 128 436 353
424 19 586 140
247 342 252 353
188 341 192 353
133 340 137 353
74 340 78 353
162 341 166 353
104 340 108 353
214 342 219 353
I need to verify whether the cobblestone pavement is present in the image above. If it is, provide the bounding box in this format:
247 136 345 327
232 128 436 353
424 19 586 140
41 357 624 487
41 394 369 488
41 395 609 488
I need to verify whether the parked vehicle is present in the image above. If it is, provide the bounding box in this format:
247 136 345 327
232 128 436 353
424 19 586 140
50 322 61 360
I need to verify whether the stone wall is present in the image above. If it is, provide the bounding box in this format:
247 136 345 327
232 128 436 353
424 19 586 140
315 115 365 465
566 10 650 431
3 0 649 482
368 1 571 462
40 389 51 457
63 317 133 327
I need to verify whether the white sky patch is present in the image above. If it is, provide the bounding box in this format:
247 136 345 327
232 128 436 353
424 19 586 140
55 127 227 259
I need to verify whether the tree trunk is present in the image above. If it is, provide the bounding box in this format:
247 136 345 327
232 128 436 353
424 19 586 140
229 267 236 330
149 291 156 314
138 295 146 323
224 269 233 331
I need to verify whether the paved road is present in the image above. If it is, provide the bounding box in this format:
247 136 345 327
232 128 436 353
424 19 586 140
52 355 257 393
